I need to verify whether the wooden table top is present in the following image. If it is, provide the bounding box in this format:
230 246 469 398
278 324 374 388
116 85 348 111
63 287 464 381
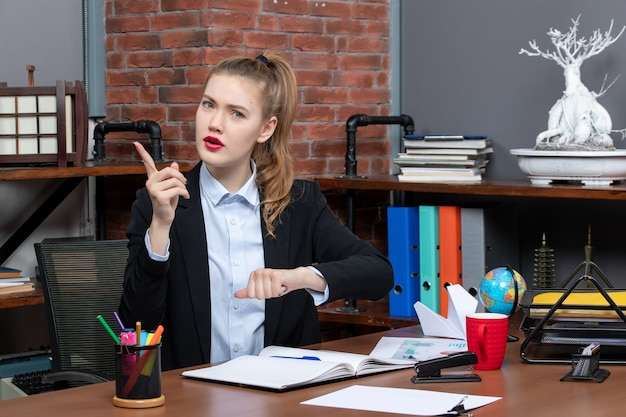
2 320 624 416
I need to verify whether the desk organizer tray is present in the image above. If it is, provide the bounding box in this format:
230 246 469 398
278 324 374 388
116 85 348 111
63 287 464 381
519 275 626 364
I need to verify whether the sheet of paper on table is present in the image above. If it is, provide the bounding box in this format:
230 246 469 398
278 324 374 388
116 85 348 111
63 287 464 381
369 336 467 362
301 384 501 416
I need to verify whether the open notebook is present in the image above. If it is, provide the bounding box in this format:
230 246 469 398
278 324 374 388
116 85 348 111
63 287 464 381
181 345 413 392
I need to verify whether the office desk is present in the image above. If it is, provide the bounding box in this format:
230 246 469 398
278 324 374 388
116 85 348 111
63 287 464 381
2 324 624 416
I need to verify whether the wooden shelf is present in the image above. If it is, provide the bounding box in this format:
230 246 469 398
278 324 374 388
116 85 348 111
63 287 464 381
0 159 198 181
0 283 44 309
315 175 626 201
0 160 199 309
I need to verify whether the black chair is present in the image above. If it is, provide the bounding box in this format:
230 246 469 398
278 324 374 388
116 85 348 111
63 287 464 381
34 238 129 389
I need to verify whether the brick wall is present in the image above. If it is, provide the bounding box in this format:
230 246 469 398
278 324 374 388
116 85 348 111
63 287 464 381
102 0 392 249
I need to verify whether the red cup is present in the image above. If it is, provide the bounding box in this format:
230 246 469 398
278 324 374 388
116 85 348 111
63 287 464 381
466 312 508 370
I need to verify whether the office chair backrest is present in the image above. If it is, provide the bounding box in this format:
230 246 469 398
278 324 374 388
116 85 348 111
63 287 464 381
35 238 129 381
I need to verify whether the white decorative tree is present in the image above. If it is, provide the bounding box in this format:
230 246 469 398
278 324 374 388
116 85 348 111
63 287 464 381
520 16 625 151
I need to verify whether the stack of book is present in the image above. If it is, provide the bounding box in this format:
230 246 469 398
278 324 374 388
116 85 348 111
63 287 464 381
393 135 493 183
0 266 35 296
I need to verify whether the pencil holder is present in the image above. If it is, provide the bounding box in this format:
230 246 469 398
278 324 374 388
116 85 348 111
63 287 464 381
560 346 610 383
112 343 165 408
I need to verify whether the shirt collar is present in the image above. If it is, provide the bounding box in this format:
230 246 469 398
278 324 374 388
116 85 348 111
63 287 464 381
199 160 260 207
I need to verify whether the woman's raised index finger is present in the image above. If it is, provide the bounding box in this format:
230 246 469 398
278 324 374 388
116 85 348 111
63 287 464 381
133 141 158 176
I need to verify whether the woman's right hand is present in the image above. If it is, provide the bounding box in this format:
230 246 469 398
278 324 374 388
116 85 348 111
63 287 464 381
134 142 189 254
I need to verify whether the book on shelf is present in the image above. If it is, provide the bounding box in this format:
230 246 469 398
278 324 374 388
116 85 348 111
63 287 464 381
405 147 494 155
0 281 35 296
0 276 33 284
0 266 22 279
397 174 482 183
399 167 484 176
181 345 413 392
396 152 485 161
407 134 488 141
394 158 488 168
404 136 492 149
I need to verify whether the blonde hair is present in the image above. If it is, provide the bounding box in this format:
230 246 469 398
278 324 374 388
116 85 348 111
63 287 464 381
205 52 297 238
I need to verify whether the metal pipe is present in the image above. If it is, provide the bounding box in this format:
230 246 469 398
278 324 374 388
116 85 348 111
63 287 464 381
93 120 163 162
343 114 415 178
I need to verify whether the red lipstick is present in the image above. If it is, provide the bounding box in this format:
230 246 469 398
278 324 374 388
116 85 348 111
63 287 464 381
203 136 224 150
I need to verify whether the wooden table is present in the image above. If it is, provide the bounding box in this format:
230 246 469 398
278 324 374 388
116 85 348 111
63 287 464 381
2 321 624 416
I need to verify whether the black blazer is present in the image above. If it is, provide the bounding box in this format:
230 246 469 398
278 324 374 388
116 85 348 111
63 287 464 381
119 163 393 370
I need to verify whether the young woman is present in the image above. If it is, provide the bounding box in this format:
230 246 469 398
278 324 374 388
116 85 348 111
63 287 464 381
119 52 393 370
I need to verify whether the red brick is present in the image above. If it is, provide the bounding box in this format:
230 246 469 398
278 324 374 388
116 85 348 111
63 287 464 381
159 86 200 103
243 32 290 50
140 87 159 104
292 35 335 52
106 87 139 104
117 33 162 51
326 19 367 35
348 88 390 104
162 30 209 49
121 106 167 122
186 67 211 85
303 88 347 105
112 0 158 15
147 68 187 86
209 29 244 47
209 11 256 30
354 3 389 20
278 16 324 33
161 0 208 11
305 123 345 140
106 15 151 33
311 139 345 157
294 53 339 70
107 53 126 69
335 71 375 88
366 21 390 37
168 104 198 122
293 159 328 175
257 15 276 31
298 105 336 123
295 70 332 87
173 49 206 67
212 0 261 13
307 1 352 18
107 71 147 87
127 51 174 68
151 12 200 31
262 0 308 14
339 54 383 71
348 37 388 53
289 140 310 159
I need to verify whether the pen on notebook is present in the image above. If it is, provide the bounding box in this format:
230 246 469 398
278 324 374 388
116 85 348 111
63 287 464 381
271 355 321 361
96 315 120 344
113 311 125 329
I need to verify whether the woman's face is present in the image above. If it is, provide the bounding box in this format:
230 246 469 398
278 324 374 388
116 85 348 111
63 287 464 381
195 73 276 181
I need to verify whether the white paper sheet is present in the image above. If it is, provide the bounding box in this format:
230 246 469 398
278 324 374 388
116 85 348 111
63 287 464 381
413 284 478 340
302 384 501 416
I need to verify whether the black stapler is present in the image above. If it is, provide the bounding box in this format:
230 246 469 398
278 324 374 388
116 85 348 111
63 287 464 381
411 351 481 383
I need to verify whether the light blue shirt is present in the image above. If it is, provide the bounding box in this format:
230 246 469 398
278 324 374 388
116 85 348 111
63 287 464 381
145 161 328 363
200 163 265 363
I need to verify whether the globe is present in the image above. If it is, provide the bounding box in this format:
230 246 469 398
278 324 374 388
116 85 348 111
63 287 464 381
479 267 527 315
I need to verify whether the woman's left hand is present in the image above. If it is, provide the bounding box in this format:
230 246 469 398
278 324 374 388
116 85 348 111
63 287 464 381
235 266 326 299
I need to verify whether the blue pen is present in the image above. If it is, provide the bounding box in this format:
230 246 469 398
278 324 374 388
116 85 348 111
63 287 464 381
271 355 321 361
